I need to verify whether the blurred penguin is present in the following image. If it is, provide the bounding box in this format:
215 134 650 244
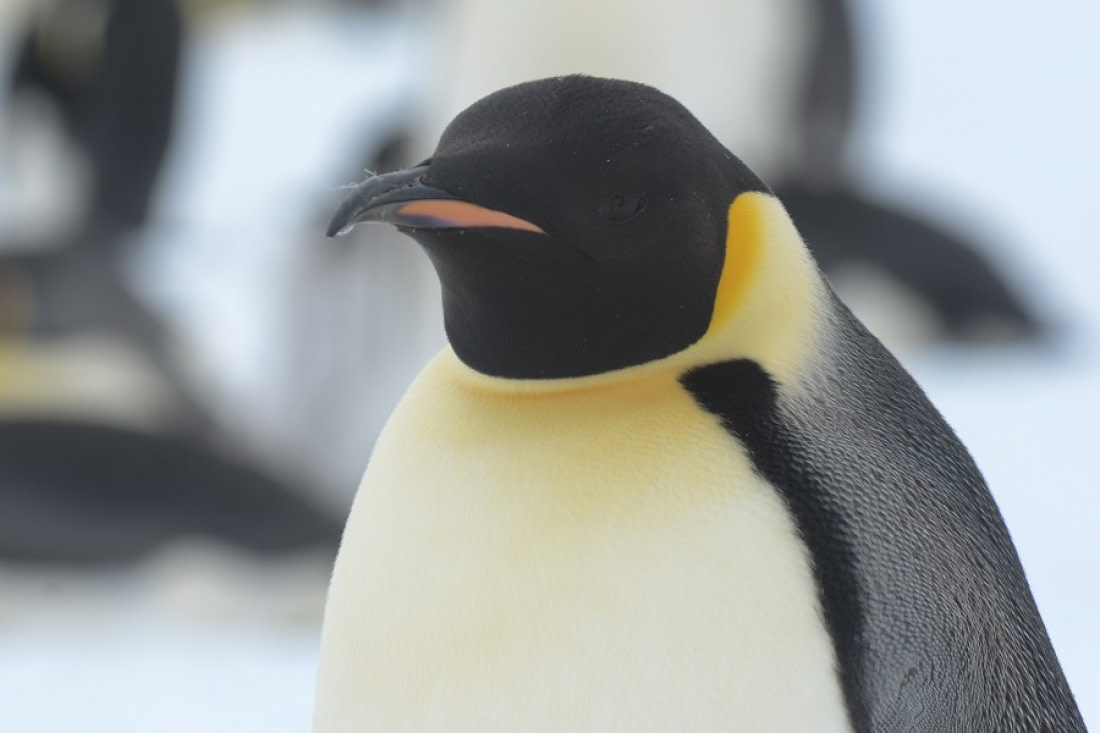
8 0 181 236
0 0 214 437
0 417 340 567
0 2 345 588
0 417 341 624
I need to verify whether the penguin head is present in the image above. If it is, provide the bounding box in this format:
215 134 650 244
330 75 803 381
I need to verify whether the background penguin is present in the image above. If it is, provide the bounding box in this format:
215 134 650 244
0 0 218 438
0 2 359 638
0 415 342 629
314 76 1085 730
0 418 341 566
6 0 182 237
779 187 1043 343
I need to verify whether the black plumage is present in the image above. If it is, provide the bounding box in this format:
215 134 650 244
0 419 339 566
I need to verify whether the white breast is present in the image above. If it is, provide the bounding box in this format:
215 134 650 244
313 351 852 732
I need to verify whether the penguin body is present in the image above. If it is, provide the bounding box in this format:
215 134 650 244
314 197 850 728
315 76 1084 730
316 345 849 731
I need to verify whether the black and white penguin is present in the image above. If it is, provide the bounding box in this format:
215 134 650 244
314 76 1084 731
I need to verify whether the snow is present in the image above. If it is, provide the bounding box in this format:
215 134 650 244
0 620 319 733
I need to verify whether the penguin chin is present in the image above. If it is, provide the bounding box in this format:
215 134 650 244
406 229 712 381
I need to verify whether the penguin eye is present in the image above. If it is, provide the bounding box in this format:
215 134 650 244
595 193 646 223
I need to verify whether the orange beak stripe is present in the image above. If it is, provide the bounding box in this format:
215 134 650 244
395 200 545 234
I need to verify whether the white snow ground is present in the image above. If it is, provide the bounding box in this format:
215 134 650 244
0 1 1096 730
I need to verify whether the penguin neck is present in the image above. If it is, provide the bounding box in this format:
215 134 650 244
695 192 827 388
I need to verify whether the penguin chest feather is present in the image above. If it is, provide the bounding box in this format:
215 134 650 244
314 350 852 732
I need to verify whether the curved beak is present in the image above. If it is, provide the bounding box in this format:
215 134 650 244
326 164 544 238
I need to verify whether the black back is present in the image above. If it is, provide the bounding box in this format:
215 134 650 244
682 292 1085 731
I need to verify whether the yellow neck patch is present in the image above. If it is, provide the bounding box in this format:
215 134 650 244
706 192 766 336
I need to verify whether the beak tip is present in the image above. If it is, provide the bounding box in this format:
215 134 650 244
325 165 431 241
325 221 349 238
326 201 365 237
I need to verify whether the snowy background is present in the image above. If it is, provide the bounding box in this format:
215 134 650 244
0 0 1097 730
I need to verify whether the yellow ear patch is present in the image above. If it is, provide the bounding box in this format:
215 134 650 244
706 192 766 335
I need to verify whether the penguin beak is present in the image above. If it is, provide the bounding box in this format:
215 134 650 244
327 164 544 237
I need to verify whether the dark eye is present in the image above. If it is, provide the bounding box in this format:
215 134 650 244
595 193 646 223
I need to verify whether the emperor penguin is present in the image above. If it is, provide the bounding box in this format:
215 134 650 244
314 76 1085 731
